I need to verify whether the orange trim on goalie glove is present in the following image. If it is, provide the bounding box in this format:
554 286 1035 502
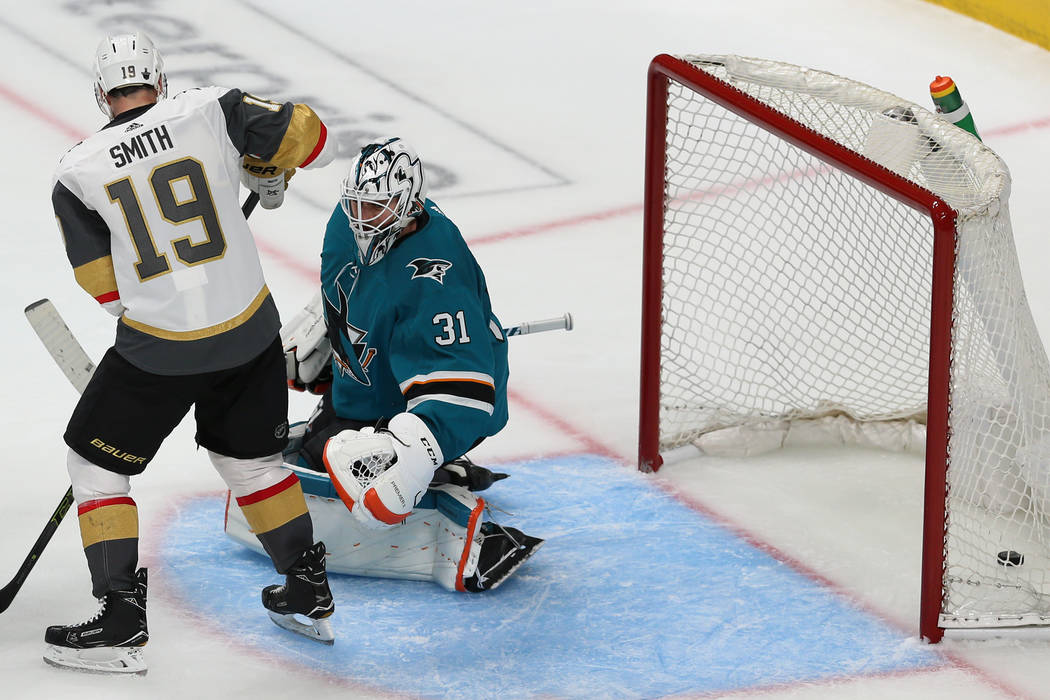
363 487 410 525
322 442 357 512
455 496 486 592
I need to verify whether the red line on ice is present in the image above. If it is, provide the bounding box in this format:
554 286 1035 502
6 77 1042 700
0 81 84 141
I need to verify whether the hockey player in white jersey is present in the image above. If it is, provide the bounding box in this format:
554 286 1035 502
227 138 543 594
45 32 338 673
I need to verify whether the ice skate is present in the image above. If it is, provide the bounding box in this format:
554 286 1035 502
43 568 148 675
262 541 335 644
463 523 544 592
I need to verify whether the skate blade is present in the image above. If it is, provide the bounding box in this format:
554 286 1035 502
43 644 147 675
266 610 335 644
487 538 545 591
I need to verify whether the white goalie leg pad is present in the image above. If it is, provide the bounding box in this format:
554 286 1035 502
428 484 486 592
323 413 443 529
208 451 289 498
226 475 483 592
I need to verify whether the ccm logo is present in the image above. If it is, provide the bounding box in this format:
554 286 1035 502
420 437 439 466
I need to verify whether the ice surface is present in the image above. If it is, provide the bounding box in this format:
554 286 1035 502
1 1 1049 698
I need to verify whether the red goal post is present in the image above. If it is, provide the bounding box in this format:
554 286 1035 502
639 54 1050 642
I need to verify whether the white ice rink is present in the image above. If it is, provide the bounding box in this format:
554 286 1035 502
2 1 1050 698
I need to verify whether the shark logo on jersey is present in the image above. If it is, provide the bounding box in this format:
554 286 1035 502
323 263 377 386
407 258 452 284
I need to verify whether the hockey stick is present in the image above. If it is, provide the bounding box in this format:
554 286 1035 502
0 302 572 613
504 312 573 337
1 188 269 613
24 299 95 394
0 487 74 614
0 299 95 614
242 191 260 218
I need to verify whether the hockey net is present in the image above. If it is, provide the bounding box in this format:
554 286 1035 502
639 54 1050 641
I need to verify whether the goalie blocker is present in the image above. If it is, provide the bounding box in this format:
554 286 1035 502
225 465 543 592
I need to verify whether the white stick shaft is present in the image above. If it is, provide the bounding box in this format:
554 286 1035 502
504 313 574 337
24 299 95 394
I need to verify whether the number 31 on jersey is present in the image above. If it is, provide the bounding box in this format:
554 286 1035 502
433 311 470 346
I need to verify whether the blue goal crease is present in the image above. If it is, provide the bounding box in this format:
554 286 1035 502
158 454 942 700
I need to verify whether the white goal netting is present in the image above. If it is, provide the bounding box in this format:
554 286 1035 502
653 54 1050 629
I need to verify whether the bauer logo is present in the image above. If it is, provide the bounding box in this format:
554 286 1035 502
89 438 147 465
244 163 280 176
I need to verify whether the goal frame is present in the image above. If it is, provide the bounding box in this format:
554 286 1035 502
638 53 959 643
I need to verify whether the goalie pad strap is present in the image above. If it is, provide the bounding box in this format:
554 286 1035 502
455 495 486 592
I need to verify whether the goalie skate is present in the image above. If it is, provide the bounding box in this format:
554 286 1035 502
463 523 544 592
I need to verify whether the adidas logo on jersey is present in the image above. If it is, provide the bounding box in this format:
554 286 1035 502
124 122 144 132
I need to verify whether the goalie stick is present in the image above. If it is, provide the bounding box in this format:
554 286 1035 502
504 312 573 337
0 299 95 614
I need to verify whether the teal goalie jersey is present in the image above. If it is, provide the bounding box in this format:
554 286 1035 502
320 200 509 461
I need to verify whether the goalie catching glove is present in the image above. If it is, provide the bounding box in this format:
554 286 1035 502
241 156 295 210
281 292 332 394
323 412 443 529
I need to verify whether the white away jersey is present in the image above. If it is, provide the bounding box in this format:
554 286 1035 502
52 86 333 374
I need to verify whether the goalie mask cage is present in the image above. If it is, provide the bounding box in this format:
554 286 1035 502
639 54 1050 643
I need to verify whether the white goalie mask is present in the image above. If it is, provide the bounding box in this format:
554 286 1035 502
340 138 427 266
93 32 167 118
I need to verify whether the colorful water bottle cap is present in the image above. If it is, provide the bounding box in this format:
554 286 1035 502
929 75 956 98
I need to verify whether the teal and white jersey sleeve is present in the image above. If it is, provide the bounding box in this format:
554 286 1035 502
320 200 509 460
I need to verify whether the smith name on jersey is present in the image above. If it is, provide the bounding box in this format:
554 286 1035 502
321 200 509 462
52 86 332 375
